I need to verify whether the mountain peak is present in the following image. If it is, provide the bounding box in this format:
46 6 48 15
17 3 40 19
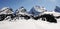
15 6 27 15
54 6 60 13
28 5 46 16
0 7 13 14
18 6 27 12
1 7 13 12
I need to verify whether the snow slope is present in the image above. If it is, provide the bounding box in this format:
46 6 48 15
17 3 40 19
43 11 60 17
0 18 60 29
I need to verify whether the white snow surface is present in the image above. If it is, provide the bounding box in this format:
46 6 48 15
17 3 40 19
43 11 60 17
0 18 60 29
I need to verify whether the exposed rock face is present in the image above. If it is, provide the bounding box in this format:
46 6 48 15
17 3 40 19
0 7 14 21
40 14 57 23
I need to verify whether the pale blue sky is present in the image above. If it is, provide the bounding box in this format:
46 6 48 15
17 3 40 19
0 0 60 11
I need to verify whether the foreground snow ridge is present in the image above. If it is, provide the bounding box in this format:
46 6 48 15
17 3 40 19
0 19 60 29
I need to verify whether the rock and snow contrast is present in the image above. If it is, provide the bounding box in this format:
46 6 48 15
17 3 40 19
0 7 14 14
16 6 27 15
0 7 14 21
0 6 60 29
28 5 47 16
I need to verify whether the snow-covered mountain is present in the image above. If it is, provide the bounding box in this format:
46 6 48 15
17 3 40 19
15 6 32 17
28 5 47 16
0 6 60 29
54 6 60 13
0 7 14 14
0 6 60 21
15 6 27 15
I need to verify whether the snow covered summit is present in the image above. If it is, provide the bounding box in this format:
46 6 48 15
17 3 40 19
0 7 13 14
28 5 47 16
15 6 27 15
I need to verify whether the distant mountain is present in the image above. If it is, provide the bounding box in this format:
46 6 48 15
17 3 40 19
15 6 28 15
54 6 60 13
18 6 27 13
28 5 46 16
0 7 13 14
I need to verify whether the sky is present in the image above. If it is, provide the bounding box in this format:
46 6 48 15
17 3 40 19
0 0 60 11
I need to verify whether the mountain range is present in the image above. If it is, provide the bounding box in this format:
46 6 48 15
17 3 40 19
0 6 60 23
0 6 60 29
